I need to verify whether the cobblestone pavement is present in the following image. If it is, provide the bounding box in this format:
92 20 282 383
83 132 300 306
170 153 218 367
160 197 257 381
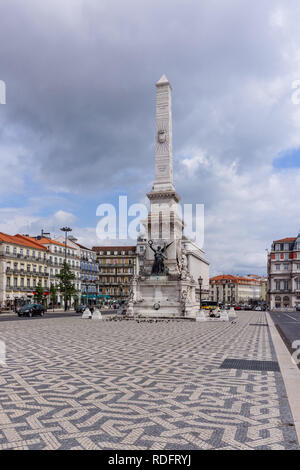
0 312 299 450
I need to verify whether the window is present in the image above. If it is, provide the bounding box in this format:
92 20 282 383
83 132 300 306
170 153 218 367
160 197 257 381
275 244 281 251
27 279 30 287
14 277 17 287
284 264 289 271
13 247 17 255
27 264 31 272
284 253 288 260
20 248 23 256
121 251 125 255
5 246 10 254
275 264 280 271
284 243 289 250
297 264 300 271
275 253 280 260
6 278 10 287
275 280 281 291
20 278 24 287
283 280 289 291
296 280 300 291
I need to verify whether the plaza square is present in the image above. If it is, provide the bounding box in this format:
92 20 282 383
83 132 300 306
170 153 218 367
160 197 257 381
0 311 298 450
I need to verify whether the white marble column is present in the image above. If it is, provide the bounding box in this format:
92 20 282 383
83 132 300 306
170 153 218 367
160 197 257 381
153 75 174 192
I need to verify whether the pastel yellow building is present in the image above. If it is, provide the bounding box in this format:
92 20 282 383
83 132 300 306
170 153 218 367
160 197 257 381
0 233 48 309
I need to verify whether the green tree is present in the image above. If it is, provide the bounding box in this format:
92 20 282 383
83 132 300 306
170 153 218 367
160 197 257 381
35 281 44 304
56 261 77 311
50 283 57 311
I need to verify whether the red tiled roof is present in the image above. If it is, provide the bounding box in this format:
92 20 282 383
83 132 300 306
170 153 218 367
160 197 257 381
210 274 261 284
33 237 74 250
274 237 296 243
92 246 136 254
0 233 47 250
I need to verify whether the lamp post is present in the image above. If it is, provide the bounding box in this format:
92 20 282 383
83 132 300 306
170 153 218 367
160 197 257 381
60 226 72 311
222 280 226 308
120 285 123 306
198 275 203 310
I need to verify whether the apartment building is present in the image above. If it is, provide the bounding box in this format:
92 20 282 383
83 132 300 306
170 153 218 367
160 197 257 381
0 233 48 309
210 274 263 305
32 235 81 306
61 236 99 305
267 234 300 310
92 246 136 302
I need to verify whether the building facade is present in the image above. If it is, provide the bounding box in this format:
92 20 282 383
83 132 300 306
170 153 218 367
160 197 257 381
92 246 136 302
0 233 48 309
210 274 263 305
18 235 81 307
64 237 99 305
267 234 300 310
182 237 210 300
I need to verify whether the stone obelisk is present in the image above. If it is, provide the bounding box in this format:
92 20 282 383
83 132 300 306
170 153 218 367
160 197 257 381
146 75 183 268
153 74 174 192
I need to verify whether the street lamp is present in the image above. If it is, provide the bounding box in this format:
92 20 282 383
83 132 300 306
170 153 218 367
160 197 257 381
60 226 72 311
222 280 226 307
198 276 203 310
120 285 123 305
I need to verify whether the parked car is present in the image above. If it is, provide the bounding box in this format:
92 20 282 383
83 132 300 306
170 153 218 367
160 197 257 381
76 305 87 313
254 306 262 311
243 305 252 311
234 306 242 310
18 304 45 317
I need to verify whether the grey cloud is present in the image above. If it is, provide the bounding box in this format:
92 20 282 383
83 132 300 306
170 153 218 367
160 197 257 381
1 0 300 274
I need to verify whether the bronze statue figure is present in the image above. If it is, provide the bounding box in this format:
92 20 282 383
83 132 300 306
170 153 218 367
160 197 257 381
148 240 173 275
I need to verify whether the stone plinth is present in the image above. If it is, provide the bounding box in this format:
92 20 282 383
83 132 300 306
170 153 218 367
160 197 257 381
130 275 199 318
82 308 92 319
92 309 102 320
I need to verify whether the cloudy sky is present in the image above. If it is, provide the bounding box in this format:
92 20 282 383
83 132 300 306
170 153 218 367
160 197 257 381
1 0 300 276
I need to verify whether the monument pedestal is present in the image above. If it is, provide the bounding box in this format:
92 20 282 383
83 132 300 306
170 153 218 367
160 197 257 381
129 275 199 318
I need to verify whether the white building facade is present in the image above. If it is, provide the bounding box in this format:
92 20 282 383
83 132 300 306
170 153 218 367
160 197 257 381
268 235 300 311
